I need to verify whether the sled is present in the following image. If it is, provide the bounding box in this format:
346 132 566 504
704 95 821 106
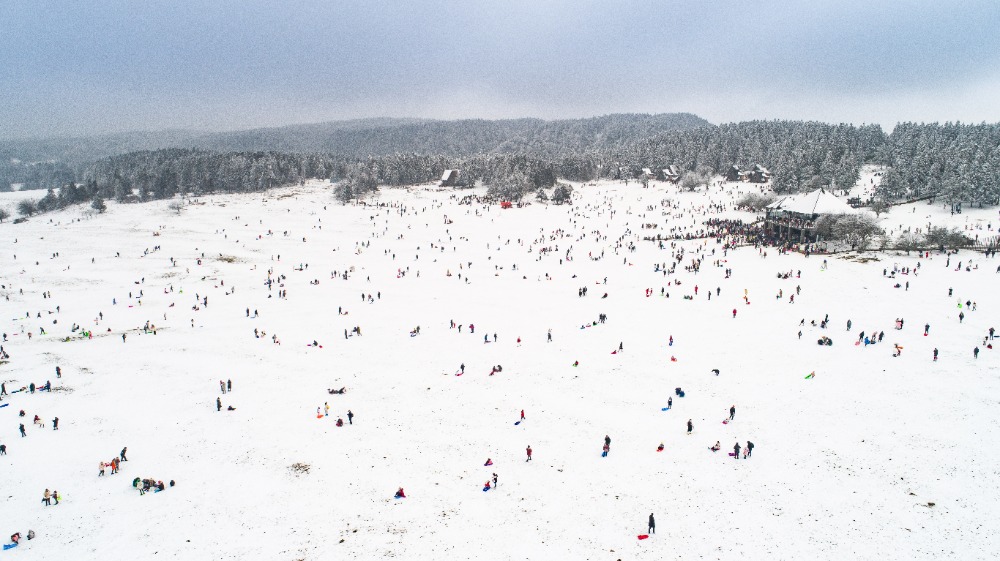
670 357 677 362
455 372 463 376
2 543 17 550
854 341 860 346
316 414 323 419
611 351 617 355
661 407 670 411
728 452 736 457
0 404 8 408
722 419 729 424
514 421 521 425
637 534 649 540
482 487 491 492
601 450 608 457
804 372 815 379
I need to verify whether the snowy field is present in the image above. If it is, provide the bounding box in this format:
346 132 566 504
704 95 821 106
0 179 998 561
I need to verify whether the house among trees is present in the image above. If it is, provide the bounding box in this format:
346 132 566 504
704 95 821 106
440 169 461 187
661 165 681 183
749 164 771 183
724 165 742 182
640 168 656 180
763 188 859 242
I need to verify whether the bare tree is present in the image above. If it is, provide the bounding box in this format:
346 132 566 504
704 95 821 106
17 199 37 217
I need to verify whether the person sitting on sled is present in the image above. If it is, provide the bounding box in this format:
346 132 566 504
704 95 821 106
395 487 405 499
711 441 721 452
656 443 665 452
336 418 344 427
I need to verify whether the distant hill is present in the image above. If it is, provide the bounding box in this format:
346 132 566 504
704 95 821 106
0 114 710 168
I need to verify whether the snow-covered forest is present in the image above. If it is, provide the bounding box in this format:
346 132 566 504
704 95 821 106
2 115 1000 210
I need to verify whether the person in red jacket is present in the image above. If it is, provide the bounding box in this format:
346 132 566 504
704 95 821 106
526 445 532 461
732 308 737 318
395 487 405 498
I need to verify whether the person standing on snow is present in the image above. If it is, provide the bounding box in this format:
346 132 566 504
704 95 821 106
217 397 222 412
974 347 980 359
733 442 741 459
526 445 533 461
120 447 128 462
747 441 754 457
348 410 354 424
648 513 655 534
520 409 525 420
729 405 736 420
687 419 693 434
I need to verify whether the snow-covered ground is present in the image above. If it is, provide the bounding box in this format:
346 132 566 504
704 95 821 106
0 180 998 561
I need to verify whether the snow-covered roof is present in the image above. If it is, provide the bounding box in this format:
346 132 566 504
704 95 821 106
776 188 858 215
765 196 789 210
441 170 458 181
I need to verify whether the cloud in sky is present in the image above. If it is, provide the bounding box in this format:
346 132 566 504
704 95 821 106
1 0 998 138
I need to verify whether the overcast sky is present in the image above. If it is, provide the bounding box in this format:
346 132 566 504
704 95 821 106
2 0 998 139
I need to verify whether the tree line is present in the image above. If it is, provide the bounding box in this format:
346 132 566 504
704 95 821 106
3 116 1000 212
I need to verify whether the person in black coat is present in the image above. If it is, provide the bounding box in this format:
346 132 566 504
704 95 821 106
733 442 741 459
648 513 655 534
747 441 754 457
729 405 736 420
687 420 693 434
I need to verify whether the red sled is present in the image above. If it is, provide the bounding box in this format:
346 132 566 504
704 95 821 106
637 534 649 540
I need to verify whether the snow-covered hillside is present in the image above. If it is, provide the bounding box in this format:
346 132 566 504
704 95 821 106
0 180 997 561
